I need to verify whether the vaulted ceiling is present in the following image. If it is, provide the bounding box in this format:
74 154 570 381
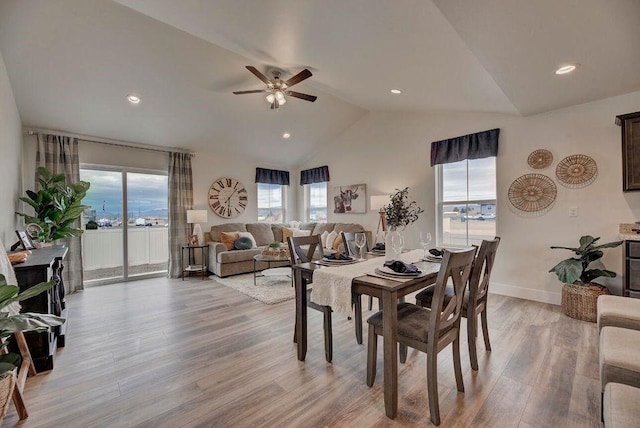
1 0 639 165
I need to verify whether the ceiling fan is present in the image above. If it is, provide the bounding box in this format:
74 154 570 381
233 66 317 109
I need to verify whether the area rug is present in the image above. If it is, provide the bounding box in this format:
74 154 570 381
210 273 294 304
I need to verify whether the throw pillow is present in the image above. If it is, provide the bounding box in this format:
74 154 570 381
325 230 338 249
237 231 257 248
332 234 344 250
282 226 294 243
320 230 329 248
293 229 312 237
220 232 240 251
234 236 253 250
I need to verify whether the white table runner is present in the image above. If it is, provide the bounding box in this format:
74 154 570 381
310 249 425 314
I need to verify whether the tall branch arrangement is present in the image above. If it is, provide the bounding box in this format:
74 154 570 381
384 187 424 231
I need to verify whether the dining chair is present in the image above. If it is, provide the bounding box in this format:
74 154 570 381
287 234 334 362
415 237 501 371
366 247 476 426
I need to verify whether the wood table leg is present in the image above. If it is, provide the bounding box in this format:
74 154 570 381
11 332 34 420
294 269 307 361
382 290 398 418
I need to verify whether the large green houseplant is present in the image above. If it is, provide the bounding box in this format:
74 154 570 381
16 167 90 243
549 235 622 322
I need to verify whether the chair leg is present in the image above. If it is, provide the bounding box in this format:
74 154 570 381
323 308 333 363
480 308 491 351
453 336 465 392
467 315 479 371
354 294 363 345
400 343 407 364
366 326 377 387
427 351 440 426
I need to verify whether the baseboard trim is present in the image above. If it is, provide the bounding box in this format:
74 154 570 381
490 282 561 305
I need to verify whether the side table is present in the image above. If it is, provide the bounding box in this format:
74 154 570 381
181 244 209 280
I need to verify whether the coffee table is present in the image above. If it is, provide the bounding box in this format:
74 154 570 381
253 254 291 285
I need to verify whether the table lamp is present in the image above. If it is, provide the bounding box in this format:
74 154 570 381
370 195 389 237
186 210 207 246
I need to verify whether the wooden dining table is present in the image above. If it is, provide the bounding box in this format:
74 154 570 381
292 255 440 419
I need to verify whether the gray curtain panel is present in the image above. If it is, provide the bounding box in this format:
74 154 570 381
430 128 500 166
255 167 290 185
168 152 194 278
35 133 84 293
300 165 330 185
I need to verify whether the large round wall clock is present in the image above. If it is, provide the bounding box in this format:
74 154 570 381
208 177 248 218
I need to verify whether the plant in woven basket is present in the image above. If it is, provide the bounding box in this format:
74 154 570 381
549 235 622 285
0 274 65 375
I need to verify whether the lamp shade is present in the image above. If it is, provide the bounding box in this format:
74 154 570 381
370 195 389 212
186 210 207 224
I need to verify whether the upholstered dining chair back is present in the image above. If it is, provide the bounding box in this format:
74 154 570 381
287 234 323 264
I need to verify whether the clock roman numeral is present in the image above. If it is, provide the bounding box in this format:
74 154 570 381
210 194 218 200
216 180 224 188
239 201 247 208
239 195 248 201
226 178 232 187
212 201 220 209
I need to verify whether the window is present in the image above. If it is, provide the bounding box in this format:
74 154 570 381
257 183 286 222
436 157 496 247
305 182 327 222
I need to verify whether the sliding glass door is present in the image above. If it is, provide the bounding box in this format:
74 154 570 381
80 166 168 285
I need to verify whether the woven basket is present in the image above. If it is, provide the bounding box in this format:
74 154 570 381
561 282 610 322
0 370 16 421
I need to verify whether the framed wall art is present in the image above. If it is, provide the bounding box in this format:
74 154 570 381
333 184 366 214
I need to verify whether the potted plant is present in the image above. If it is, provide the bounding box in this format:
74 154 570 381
383 187 424 260
0 274 64 420
549 235 623 322
16 167 90 244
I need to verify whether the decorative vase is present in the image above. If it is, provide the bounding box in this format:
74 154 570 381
561 282 610 322
385 229 404 261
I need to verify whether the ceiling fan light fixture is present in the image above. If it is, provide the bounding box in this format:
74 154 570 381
555 64 578 75
266 93 275 103
278 97 286 105
275 90 286 102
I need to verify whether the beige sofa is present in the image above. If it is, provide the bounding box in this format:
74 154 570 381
205 222 371 277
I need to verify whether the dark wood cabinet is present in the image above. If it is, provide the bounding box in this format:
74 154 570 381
623 240 640 298
9 245 68 372
617 111 640 191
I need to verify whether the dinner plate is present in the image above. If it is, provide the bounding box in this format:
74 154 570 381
322 257 355 264
423 255 442 263
375 267 421 277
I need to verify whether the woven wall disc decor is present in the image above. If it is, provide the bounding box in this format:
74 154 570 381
555 154 598 188
527 149 553 169
508 173 557 212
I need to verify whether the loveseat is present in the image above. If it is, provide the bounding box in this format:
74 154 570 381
205 222 372 277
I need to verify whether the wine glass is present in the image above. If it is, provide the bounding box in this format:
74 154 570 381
354 232 367 261
419 232 432 260
391 233 404 260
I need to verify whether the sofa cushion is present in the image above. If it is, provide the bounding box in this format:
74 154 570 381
237 231 257 248
210 223 247 241
312 223 335 236
320 230 330 248
220 232 240 251
246 223 276 246
270 223 287 243
326 231 338 249
333 223 365 234
234 236 254 250
299 222 317 231
332 233 344 250
218 247 264 263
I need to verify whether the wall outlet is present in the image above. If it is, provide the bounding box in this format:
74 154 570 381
569 207 578 217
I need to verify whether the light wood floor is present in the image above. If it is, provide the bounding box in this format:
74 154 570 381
2 276 600 427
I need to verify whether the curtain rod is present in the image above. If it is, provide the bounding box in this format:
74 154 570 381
24 127 194 157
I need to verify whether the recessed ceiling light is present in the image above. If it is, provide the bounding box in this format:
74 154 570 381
283 133 291 139
390 89 403 94
555 64 577 75
126 94 141 104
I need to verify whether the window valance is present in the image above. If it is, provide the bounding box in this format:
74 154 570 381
255 167 290 185
300 165 330 185
430 128 500 166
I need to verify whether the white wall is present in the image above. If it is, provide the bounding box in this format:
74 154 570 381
191 151 297 232
299 90 640 304
0 50 22 245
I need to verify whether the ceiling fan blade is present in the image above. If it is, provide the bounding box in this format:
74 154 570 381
233 90 267 95
286 91 317 102
285 69 312 87
246 66 271 85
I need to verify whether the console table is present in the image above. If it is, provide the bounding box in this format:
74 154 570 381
10 245 68 372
